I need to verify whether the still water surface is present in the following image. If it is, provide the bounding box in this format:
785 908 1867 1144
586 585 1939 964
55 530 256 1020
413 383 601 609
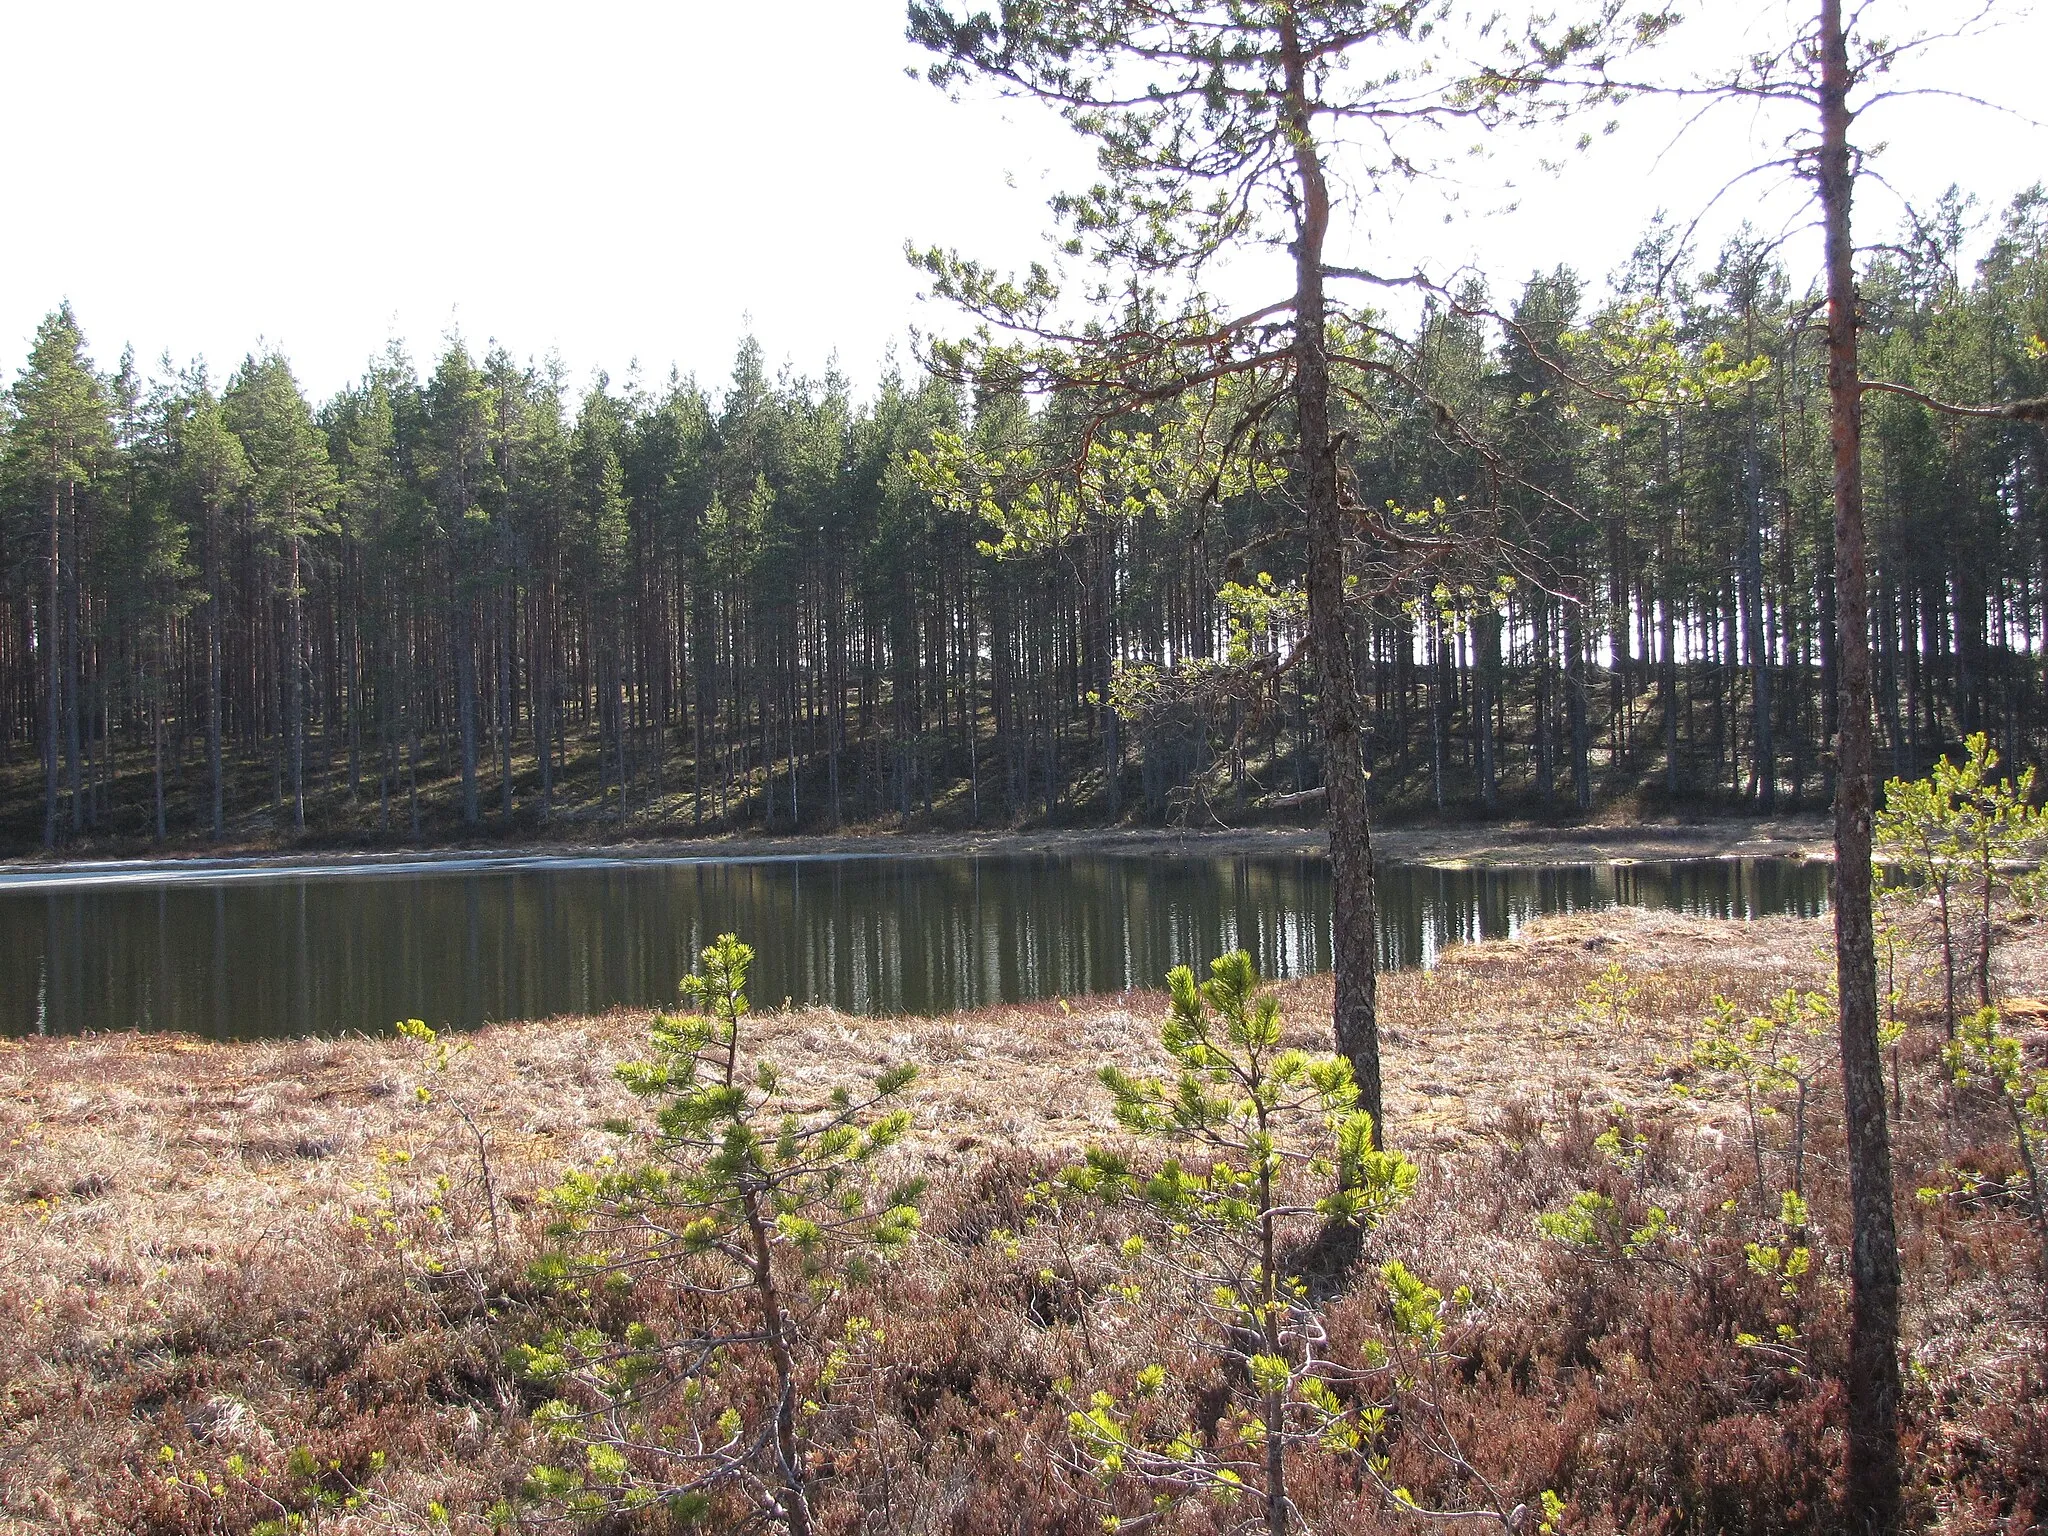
0 853 1828 1040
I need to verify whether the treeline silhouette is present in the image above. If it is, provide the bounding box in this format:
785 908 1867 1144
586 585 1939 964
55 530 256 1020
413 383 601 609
2 190 2044 850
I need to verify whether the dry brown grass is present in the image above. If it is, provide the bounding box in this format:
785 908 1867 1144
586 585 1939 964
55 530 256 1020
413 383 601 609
0 908 1835 1308
3 906 2045 1534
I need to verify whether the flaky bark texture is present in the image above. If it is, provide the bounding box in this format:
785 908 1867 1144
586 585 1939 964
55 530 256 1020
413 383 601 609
1280 14 1383 1143
1819 2 1902 1525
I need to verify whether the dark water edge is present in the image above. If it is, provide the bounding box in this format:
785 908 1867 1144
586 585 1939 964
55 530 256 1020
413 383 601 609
0 854 1829 1041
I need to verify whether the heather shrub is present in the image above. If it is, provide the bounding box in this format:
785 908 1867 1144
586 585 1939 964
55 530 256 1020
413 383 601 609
1924 1004 2048 1281
18 908 2048 1534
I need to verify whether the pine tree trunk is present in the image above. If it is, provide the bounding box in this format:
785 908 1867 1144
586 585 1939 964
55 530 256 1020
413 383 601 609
1609 515 1632 769
1658 563 1679 796
963 582 978 826
153 624 167 842
1567 598 1592 811
1820 3 1903 1522
457 597 479 825
1535 597 1556 806
1477 606 1500 813
64 485 81 837
1097 527 1121 818
537 582 555 824
42 483 60 849
1280 14 1382 1142
208 504 224 840
289 535 306 833
500 578 515 821
1744 437 1776 808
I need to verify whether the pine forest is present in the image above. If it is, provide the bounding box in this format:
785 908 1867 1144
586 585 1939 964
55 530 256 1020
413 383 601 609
5 193 2046 852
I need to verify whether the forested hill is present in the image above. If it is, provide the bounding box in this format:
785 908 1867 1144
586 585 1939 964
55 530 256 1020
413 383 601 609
3 191 2045 856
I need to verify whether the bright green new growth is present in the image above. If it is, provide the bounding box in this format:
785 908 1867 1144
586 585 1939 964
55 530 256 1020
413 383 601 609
1534 1188 1672 1264
1062 952 1542 1535
1878 731 2048 1031
1532 1100 1676 1274
1576 960 1641 1040
520 934 921 1535
1933 1006 2048 1282
1685 988 1838 1202
1086 951 1415 1228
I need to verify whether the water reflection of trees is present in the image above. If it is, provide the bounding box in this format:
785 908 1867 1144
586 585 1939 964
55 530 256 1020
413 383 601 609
1 857 1829 1039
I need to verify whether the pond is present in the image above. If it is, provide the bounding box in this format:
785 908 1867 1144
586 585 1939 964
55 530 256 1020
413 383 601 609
0 852 1830 1040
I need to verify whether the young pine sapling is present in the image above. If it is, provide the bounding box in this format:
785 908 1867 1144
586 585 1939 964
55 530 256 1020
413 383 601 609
521 934 922 1534
1063 952 1555 1536
1684 988 1838 1203
1878 733 2048 1031
1937 1006 2048 1285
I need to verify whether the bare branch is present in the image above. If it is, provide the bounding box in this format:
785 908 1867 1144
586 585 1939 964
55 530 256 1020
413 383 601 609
1860 378 2048 423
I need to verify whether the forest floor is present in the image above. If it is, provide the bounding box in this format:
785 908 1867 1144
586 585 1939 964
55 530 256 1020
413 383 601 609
0 718 1836 870
4 907 2045 1532
0 813 1834 880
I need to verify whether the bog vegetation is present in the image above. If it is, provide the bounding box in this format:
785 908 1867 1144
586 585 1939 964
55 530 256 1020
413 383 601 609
4 732 2047 1532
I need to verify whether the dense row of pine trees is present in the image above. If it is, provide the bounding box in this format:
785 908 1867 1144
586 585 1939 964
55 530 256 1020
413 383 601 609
2 190 2044 850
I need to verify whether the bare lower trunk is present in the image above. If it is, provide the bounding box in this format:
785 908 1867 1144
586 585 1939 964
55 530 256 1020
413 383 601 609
1534 599 1556 805
500 585 515 821
1744 438 1776 808
153 627 167 842
1098 533 1121 819
208 512 224 840
1281 13 1381 1141
64 491 81 836
1257 1162 1289 1536
457 599 479 825
289 535 306 833
1567 600 1592 811
1661 580 1679 795
537 588 555 824
742 1191 812 1536
1976 847 1995 1009
1820 4 1902 1523
42 484 60 850
1476 607 1499 813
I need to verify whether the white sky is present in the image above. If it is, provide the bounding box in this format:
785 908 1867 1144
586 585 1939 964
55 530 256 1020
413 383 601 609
4 0 2044 406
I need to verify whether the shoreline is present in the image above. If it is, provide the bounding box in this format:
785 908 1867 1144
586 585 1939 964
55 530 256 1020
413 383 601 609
0 904 1839 1164
0 813 1833 886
